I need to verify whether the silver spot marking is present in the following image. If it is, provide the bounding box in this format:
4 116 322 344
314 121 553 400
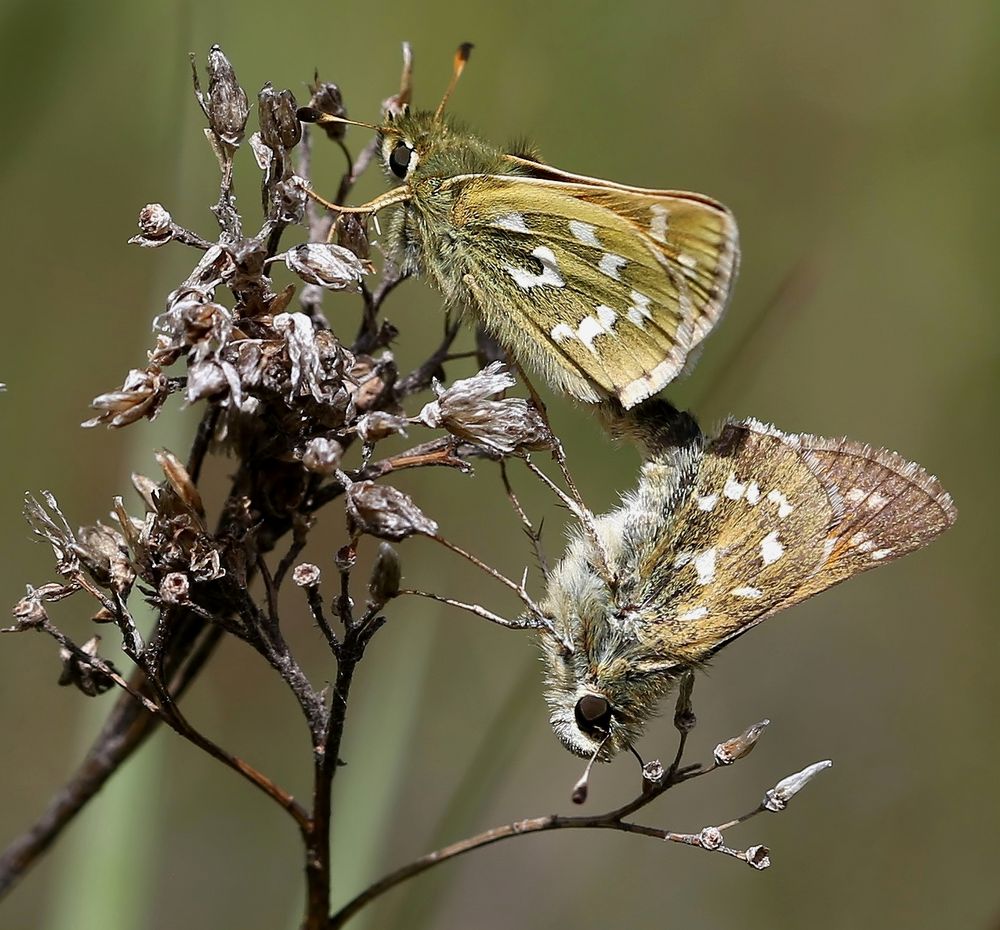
866 491 889 510
679 606 708 622
505 246 565 290
745 482 761 505
649 204 669 242
569 220 601 247
598 253 627 280
696 493 718 511
627 308 647 328
760 531 784 566
495 212 529 233
723 474 746 500
596 304 617 329
767 489 794 519
731 586 762 599
693 548 717 585
871 547 894 560
551 323 575 343
577 314 612 353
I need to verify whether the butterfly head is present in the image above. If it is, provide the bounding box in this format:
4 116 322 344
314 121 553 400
539 536 678 761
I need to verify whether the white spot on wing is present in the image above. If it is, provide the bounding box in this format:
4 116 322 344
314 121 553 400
596 305 617 329
576 315 608 353
568 220 601 247
598 253 627 280
745 482 761 505
866 491 889 510
723 474 746 500
551 323 574 343
731 586 762 599
871 547 894 560
627 308 647 328
760 531 784 566
693 548 717 585
673 551 693 569
696 493 718 511
845 488 866 504
679 606 708 622
495 213 528 233
505 246 565 290
678 253 698 270
649 204 669 242
767 489 794 518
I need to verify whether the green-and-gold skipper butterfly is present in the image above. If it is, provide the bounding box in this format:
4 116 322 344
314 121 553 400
300 44 739 409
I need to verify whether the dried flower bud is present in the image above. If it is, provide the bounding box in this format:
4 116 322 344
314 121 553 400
92 607 116 624
417 362 552 454
698 827 724 850
11 588 48 628
335 214 370 262
673 670 696 733
24 492 78 575
292 563 322 587
191 45 249 147
356 411 408 443
642 759 665 785
763 760 833 812
58 635 117 697
155 449 205 519
302 437 344 474
129 203 173 247
307 74 348 141
714 719 770 766
83 367 172 428
335 544 356 573
258 83 301 152
368 542 401 606
273 177 307 225
343 478 438 541
159 572 190 604
283 243 364 291
745 845 771 870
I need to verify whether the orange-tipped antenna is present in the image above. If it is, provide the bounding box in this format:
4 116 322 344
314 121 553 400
433 42 473 123
296 107 380 133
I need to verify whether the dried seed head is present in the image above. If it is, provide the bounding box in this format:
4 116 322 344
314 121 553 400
11 588 48 628
335 544 357 573
292 563 322 587
417 362 552 454
356 411 408 443
129 203 173 247
714 719 770 766
343 478 438 541
58 635 117 697
83 367 172 429
155 449 205 519
191 45 249 147
283 243 365 291
335 214 370 262
368 542 401 607
698 826 724 851
258 83 301 152
642 759 665 785
745 845 771 870
159 572 190 604
302 437 344 475
763 760 833 812
307 74 347 141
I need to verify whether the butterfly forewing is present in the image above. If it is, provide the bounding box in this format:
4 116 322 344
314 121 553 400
443 173 738 408
624 420 956 665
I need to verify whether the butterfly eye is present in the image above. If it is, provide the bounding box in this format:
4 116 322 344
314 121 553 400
388 141 414 179
574 694 612 735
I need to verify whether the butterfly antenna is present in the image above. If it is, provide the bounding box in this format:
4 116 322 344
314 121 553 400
434 42 473 123
571 733 610 805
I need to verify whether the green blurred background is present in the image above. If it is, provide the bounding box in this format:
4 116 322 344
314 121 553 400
1 1 996 928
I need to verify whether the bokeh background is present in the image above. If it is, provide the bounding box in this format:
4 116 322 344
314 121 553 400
1 1 996 928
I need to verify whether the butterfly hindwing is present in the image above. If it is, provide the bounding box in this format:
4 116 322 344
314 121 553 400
621 419 956 665
442 172 738 408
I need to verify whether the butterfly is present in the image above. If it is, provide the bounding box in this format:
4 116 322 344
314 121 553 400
538 414 957 760
299 44 739 409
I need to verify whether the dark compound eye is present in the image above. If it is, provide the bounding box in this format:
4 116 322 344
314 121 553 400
574 694 612 735
388 141 413 179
